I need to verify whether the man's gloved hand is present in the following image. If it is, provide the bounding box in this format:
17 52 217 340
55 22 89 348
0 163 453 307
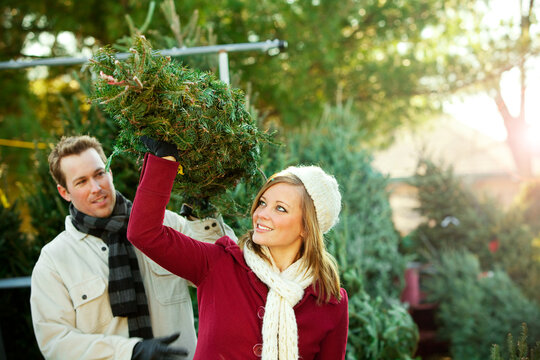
131 333 188 360
140 135 179 160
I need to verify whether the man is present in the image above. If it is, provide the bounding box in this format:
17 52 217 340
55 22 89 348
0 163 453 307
30 135 236 360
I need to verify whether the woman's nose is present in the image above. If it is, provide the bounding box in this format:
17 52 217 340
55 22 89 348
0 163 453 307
255 207 269 219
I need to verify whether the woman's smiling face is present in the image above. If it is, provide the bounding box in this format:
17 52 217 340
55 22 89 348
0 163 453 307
252 182 305 269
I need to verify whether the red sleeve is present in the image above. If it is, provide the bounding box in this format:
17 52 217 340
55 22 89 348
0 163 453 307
317 288 349 359
127 153 224 286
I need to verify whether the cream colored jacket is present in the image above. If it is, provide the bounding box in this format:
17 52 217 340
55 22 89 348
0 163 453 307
30 211 236 360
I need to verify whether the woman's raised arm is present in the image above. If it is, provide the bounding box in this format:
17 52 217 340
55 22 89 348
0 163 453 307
127 152 221 285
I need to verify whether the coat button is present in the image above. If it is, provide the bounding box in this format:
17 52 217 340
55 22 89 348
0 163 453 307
253 343 263 357
82 294 87 300
257 306 265 319
101 246 107 251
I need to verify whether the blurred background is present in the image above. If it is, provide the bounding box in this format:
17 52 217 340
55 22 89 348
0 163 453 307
1 0 539 359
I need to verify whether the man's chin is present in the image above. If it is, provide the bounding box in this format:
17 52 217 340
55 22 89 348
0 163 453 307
88 204 114 218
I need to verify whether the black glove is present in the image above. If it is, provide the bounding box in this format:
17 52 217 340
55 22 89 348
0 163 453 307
140 135 179 160
131 333 188 360
179 204 195 219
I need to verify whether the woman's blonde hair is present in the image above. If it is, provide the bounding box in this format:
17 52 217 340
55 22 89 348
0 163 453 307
239 173 341 303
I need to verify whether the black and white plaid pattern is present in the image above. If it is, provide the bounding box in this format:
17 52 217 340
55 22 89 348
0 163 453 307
70 191 153 339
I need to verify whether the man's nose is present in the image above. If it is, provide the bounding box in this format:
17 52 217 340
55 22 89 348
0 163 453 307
89 178 101 192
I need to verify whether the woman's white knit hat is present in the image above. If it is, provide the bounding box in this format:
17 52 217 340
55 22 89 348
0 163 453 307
274 165 341 233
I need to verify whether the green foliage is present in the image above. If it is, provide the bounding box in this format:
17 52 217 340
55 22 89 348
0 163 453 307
114 1 219 72
514 179 540 234
491 323 540 360
0 201 32 277
335 230 418 360
0 96 47 184
409 157 540 300
293 102 409 300
2 0 484 162
90 35 271 218
425 250 540 360
0 200 42 359
23 149 68 249
408 158 496 258
199 0 472 137
410 160 540 357
346 291 418 360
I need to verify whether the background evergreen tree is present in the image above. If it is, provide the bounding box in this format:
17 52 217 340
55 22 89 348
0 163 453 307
491 323 540 360
514 179 540 235
425 250 540 360
0 199 42 358
408 158 540 301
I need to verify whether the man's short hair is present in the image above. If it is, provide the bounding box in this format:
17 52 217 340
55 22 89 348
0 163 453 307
48 135 107 188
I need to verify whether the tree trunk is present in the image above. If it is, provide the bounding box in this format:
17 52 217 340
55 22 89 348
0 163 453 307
494 90 532 178
492 0 534 178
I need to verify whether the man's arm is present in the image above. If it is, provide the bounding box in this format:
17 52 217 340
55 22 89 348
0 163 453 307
30 253 139 360
164 210 237 244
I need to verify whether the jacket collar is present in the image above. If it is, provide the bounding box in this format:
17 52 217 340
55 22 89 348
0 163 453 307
64 216 91 241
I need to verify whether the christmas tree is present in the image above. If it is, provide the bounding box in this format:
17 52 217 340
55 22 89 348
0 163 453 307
491 323 540 360
90 35 271 217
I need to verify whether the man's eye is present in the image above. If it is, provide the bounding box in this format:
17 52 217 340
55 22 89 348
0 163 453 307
96 171 105 177
75 180 86 186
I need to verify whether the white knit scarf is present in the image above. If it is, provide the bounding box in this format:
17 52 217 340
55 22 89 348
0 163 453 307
243 244 314 360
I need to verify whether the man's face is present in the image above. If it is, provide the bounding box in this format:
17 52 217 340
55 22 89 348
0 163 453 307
57 148 116 218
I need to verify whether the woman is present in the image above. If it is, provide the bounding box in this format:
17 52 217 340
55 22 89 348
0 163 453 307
127 149 349 359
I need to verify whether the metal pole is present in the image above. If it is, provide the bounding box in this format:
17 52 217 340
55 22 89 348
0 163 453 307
218 51 230 85
0 39 288 70
0 277 31 359
0 324 5 360
0 277 31 289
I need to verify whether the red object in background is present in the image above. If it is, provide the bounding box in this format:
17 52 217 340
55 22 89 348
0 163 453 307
401 267 421 307
400 264 450 358
489 238 499 253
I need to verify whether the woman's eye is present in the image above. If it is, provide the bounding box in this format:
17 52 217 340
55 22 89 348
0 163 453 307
258 200 266 207
277 205 287 213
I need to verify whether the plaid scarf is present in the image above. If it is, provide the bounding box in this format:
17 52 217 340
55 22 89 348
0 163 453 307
69 191 153 339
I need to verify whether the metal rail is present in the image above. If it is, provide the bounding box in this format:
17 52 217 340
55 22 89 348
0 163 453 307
0 39 287 85
0 277 31 289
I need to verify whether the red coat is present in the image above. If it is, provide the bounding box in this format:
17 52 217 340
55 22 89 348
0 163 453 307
128 154 349 359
